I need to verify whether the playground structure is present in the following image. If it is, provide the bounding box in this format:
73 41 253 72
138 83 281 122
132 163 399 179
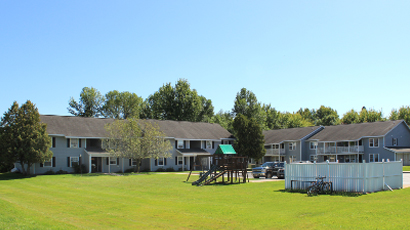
189 145 249 186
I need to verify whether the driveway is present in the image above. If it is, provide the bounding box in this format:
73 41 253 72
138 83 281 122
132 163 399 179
403 172 410 188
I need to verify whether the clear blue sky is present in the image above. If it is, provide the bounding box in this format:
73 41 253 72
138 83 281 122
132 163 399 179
1 1 409 118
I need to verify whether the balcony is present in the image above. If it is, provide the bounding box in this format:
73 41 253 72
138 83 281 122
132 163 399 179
265 149 286 156
317 146 364 155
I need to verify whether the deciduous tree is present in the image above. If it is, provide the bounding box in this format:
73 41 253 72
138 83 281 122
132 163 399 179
101 90 143 119
102 118 172 173
314 105 340 126
68 87 104 117
0 101 52 175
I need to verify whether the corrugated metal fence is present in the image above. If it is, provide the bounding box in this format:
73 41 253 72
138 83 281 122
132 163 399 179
285 160 403 193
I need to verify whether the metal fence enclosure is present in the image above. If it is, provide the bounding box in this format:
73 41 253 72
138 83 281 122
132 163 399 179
285 160 403 193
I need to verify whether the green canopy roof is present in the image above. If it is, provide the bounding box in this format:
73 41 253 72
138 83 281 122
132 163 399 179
214 144 236 155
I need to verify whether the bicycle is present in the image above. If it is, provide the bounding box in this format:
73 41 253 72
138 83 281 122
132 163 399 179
307 176 332 196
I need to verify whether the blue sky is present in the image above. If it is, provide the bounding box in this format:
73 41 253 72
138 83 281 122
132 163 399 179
1 1 409 118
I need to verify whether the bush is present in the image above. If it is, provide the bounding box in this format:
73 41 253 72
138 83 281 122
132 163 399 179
178 167 187 171
155 168 165 172
44 170 55 175
73 164 87 174
124 168 136 173
165 167 176 172
140 168 150 172
56 170 68 174
0 162 14 173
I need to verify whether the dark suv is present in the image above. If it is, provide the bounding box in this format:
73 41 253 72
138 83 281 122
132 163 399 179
252 162 284 178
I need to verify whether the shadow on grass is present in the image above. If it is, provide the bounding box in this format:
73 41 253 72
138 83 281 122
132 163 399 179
0 172 37 181
275 189 364 197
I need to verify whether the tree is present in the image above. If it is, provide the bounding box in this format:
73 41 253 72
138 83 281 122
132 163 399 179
232 88 267 130
145 79 214 122
0 101 52 175
389 109 399 121
102 118 172 173
398 106 410 124
211 110 234 133
297 108 316 124
341 109 360 124
314 105 340 126
232 114 266 161
358 108 384 123
68 87 104 117
101 90 143 119
263 104 280 130
276 112 312 129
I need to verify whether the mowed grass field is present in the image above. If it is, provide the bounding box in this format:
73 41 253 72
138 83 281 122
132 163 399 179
1 173 410 230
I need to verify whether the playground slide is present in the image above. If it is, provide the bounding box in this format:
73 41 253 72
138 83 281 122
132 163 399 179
192 165 219 186
203 170 227 185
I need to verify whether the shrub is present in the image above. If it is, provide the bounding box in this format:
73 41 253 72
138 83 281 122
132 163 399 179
165 167 176 172
155 168 165 172
140 168 150 172
73 164 87 174
124 168 136 173
44 170 55 175
55 170 68 174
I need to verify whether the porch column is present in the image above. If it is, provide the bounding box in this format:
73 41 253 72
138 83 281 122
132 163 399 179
188 156 191 171
89 155 91 173
182 156 185 171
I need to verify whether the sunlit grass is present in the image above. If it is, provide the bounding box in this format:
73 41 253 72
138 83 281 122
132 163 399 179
1 172 409 229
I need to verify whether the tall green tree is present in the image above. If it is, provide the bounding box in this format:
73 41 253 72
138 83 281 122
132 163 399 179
0 101 52 175
341 109 360 124
398 106 410 124
232 88 265 127
389 109 399 121
276 112 312 129
314 105 340 126
145 79 214 122
232 114 266 161
297 108 316 124
102 118 172 173
68 87 105 117
358 108 384 123
263 104 279 130
101 90 143 119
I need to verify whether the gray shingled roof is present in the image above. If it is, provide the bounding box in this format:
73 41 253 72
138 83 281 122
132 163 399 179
263 126 322 144
307 120 404 142
40 115 233 139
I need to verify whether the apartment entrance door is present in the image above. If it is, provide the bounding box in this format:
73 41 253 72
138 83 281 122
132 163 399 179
91 157 102 173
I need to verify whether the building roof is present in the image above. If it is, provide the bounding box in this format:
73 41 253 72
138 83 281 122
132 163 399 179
307 120 404 142
40 115 233 140
263 126 322 144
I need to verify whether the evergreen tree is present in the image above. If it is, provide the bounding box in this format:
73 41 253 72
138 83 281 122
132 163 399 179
0 101 52 175
232 114 266 161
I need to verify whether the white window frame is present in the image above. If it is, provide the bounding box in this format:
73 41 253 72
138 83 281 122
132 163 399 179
369 154 379 162
43 158 52 167
70 157 79 167
289 156 296 163
206 141 212 149
177 156 183 165
131 159 137 166
309 142 317 150
369 138 379 148
309 155 317 162
273 144 279 149
289 142 296 151
51 137 56 148
70 138 79 148
109 157 117 165
177 140 184 149
158 157 164 166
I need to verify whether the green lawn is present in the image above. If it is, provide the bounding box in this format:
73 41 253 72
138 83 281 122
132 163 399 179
1 173 410 230
403 166 410 171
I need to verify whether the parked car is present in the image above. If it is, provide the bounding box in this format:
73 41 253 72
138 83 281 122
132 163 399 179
252 162 284 178
277 168 285 179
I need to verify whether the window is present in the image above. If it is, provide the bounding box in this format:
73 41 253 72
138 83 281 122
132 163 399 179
51 137 56 148
280 143 285 149
289 156 296 163
369 138 379 148
131 159 137 166
109 157 117 165
177 156 183 165
392 138 398 146
309 155 317 162
185 141 190 149
70 138 79 148
43 158 52 167
273 144 279 149
369 154 379 162
70 157 79 167
158 157 164 166
177 140 184 149
310 142 317 150
289 142 296 151
206 141 212 149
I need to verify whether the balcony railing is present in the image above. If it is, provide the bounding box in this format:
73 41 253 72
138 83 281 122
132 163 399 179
265 149 286 156
317 146 364 155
